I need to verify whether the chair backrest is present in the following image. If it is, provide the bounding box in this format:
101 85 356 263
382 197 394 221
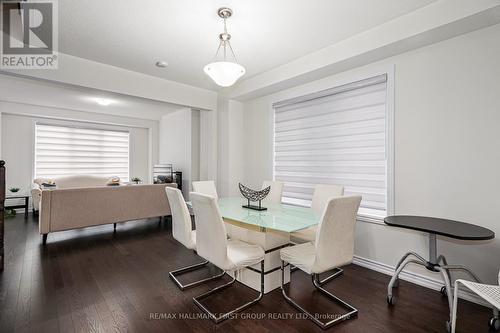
165 187 194 250
192 180 218 199
312 196 361 273
311 184 345 215
190 192 228 269
262 180 283 204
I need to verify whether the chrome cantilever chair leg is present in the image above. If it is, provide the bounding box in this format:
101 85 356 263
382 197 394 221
291 265 344 286
281 261 358 329
169 260 225 291
193 261 265 324
317 267 344 286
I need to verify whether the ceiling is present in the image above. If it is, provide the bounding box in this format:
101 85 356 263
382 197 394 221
0 75 183 120
59 0 437 91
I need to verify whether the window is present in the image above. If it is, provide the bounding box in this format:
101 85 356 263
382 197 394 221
35 123 130 180
273 74 391 219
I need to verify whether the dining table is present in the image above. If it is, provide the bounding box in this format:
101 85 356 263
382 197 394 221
188 197 321 293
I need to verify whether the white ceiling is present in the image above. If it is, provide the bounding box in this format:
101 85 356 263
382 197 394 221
59 0 437 91
0 75 183 120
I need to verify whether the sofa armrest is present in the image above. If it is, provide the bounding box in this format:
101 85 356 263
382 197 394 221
39 190 52 235
31 187 42 211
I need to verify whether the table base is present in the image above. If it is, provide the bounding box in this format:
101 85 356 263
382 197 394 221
226 224 291 293
387 234 487 331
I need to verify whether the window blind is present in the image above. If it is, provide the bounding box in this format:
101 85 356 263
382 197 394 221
35 123 130 180
273 74 388 218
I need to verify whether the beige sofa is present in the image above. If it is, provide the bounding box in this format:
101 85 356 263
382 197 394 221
39 182 177 244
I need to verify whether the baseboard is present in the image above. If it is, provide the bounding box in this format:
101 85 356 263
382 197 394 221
352 255 492 308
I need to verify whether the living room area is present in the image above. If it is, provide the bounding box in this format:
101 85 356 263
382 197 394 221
1 73 211 243
1 1 500 332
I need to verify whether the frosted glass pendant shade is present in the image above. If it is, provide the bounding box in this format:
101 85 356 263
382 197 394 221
203 61 246 87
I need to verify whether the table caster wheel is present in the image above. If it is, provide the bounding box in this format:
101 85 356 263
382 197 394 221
489 317 500 330
440 286 447 296
446 321 451 332
387 295 396 305
393 279 399 288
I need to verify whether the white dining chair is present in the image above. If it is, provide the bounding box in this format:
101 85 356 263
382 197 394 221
290 184 344 244
262 180 283 204
192 180 235 238
451 270 500 332
192 180 218 199
280 195 361 329
166 187 224 290
190 192 265 323
289 184 345 284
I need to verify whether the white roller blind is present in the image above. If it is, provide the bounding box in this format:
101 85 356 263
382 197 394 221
273 75 388 218
35 123 130 180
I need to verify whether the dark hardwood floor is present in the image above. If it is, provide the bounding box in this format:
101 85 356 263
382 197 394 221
0 213 492 333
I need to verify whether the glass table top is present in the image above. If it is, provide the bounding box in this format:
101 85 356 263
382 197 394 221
189 197 320 233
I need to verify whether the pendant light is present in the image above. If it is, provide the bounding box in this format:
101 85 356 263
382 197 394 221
204 7 245 87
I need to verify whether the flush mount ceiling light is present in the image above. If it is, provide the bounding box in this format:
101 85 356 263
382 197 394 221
95 98 112 106
204 7 245 87
156 61 168 68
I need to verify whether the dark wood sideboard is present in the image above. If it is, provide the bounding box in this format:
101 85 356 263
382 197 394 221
0 161 5 271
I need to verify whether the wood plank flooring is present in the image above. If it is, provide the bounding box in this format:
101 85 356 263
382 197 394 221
0 213 492 333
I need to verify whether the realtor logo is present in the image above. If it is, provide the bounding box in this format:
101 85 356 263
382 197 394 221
1 0 58 69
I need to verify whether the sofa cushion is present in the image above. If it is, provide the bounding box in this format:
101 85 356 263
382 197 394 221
55 175 111 189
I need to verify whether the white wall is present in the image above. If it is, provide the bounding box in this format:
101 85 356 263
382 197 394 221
0 107 155 201
228 1 500 100
236 23 500 284
159 108 192 197
227 101 245 196
191 110 201 183
217 98 244 197
199 108 218 182
159 107 218 198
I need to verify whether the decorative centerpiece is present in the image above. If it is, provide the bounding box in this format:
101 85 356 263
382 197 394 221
9 187 20 193
107 176 121 186
239 183 270 211
131 177 141 184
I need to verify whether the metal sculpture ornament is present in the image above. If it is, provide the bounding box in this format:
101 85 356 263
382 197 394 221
239 183 270 211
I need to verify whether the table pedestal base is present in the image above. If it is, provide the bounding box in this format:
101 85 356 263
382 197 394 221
227 224 290 294
387 234 485 331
